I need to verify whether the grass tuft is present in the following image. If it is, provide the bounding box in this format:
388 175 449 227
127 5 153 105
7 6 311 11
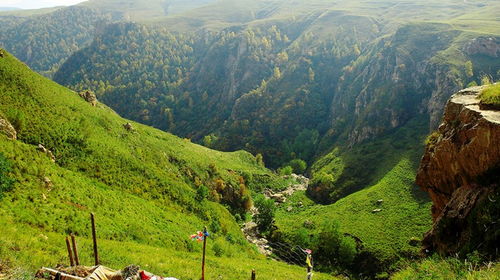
478 83 500 110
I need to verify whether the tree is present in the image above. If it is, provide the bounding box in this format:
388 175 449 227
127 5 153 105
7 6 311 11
352 44 361 56
288 159 307 174
195 185 209 202
253 194 276 233
308 67 315 82
256 153 264 166
274 67 281 79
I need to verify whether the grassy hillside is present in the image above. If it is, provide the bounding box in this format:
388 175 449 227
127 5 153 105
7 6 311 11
0 50 336 279
273 156 433 277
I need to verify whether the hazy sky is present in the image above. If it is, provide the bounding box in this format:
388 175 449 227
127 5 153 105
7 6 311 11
0 0 88 9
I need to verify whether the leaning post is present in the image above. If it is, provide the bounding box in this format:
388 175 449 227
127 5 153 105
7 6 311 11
91 213 99 265
65 236 75 266
71 234 79 266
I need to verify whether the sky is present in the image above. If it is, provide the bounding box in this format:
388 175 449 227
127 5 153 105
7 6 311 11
0 0 88 9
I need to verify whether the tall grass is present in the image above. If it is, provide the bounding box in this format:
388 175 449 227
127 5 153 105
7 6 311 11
479 83 500 109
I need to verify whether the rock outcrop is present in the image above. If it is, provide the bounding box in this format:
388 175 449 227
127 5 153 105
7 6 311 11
79 90 97 106
462 37 500 58
0 114 16 140
416 86 500 256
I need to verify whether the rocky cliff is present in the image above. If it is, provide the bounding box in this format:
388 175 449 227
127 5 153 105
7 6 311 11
416 86 500 256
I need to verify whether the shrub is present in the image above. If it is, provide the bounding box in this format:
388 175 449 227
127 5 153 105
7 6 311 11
195 185 209 202
279 166 293 176
339 235 358 266
288 159 307 174
253 194 276 234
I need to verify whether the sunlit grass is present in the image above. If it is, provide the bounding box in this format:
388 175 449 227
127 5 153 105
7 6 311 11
479 83 500 109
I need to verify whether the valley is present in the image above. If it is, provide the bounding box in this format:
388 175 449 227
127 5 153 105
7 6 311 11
1 0 500 279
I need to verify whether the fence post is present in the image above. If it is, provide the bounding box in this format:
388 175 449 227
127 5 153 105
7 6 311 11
71 234 79 266
65 236 75 266
251 269 256 280
91 213 99 265
201 226 208 280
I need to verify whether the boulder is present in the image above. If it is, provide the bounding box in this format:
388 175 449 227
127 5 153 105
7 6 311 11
79 90 97 106
123 122 133 131
0 115 16 140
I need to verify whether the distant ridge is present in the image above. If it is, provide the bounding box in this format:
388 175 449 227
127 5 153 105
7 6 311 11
0 7 21 11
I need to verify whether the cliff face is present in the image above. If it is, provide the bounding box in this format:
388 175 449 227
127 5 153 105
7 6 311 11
331 23 467 147
416 86 500 256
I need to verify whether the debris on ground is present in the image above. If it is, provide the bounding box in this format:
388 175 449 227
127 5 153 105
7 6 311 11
35 265 179 280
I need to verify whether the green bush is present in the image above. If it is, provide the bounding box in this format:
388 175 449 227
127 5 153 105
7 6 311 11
195 185 209 202
279 166 293 176
253 194 276 234
288 159 307 174
339 236 357 266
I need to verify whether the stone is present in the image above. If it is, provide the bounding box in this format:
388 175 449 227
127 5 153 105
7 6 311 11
79 90 97 106
372 209 382 213
409 237 421 247
43 177 52 189
36 144 56 162
303 219 313 227
123 122 133 131
270 193 286 203
376 199 383 205
0 116 16 140
286 206 293 212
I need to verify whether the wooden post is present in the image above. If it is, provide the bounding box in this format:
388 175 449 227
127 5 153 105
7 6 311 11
201 226 207 280
91 213 99 265
251 269 256 280
71 234 79 266
306 251 313 280
65 237 75 267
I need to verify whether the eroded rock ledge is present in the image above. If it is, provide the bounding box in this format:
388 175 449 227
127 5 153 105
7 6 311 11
416 86 500 255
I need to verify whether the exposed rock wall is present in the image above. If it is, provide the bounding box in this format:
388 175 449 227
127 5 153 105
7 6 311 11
0 113 16 140
416 86 500 256
417 86 500 219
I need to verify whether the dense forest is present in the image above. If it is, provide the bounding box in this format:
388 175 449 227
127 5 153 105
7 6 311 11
0 6 110 77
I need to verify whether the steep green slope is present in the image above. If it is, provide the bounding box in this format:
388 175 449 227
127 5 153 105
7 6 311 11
0 50 337 279
273 157 432 277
